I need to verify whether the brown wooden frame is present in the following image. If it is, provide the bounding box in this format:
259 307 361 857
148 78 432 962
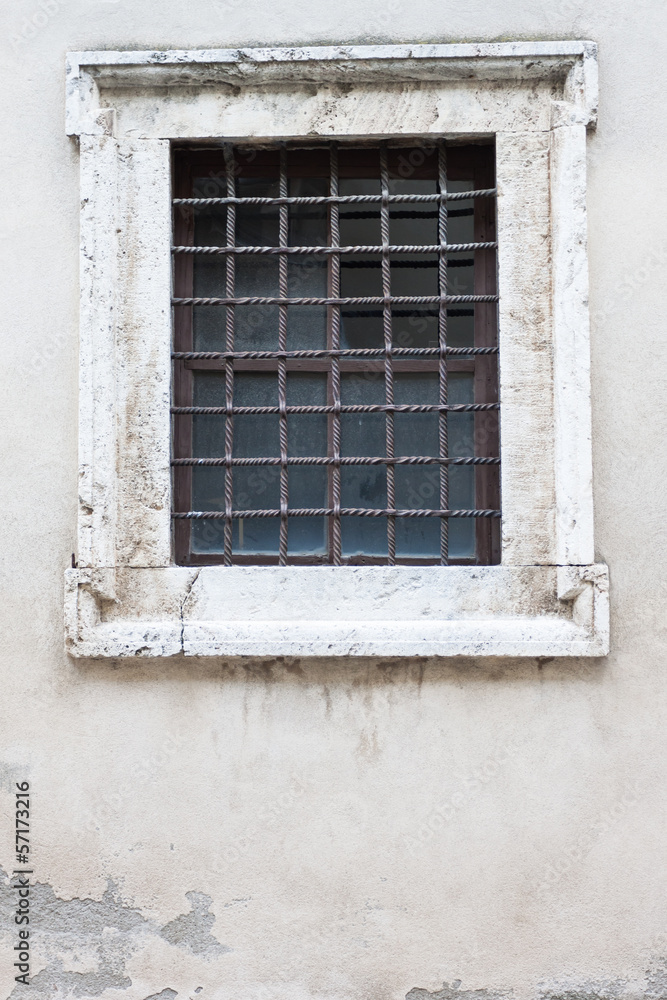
172 142 499 566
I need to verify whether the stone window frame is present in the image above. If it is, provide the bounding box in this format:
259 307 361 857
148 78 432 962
64 41 609 659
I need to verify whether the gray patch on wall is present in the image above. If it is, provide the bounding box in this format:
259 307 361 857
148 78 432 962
0 761 29 794
159 890 231 956
143 990 178 1000
0 867 228 997
407 984 511 1000
408 964 667 1000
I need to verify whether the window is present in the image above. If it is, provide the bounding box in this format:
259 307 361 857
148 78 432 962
64 42 609 658
172 143 500 566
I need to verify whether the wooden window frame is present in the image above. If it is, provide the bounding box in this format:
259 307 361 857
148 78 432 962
172 142 500 568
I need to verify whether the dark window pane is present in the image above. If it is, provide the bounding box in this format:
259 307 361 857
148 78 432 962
287 304 327 351
448 373 475 558
341 309 383 350
288 516 327 556
447 180 475 244
233 517 280 556
341 515 388 558
390 255 438 296
340 373 385 457
234 304 279 352
388 178 437 246
339 177 381 247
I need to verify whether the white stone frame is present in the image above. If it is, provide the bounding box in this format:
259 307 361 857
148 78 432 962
63 42 609 658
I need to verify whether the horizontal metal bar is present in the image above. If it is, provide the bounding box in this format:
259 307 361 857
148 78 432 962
172 347 498 360
172 403 499 415
173 242 496 255
172 456 500 466
173 295 498 306
173 508 501 518
173 190 497 207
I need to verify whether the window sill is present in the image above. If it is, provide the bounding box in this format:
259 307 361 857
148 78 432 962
65 564 609 658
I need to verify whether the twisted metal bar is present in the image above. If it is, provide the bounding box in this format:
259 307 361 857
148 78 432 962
278 149 289 565
173 242 496 255
172 456 500 467
173 189 496 206
438 143 449 566
173 294 498 306
172 403 499 415
223 152 235 565
173 347 498 360
329 145 342 565
174 508 501 519
380 147 395 564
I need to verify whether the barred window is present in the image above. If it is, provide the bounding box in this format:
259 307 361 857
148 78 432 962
172 142 500 566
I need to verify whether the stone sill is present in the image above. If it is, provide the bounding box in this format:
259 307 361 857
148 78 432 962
64 564 609 659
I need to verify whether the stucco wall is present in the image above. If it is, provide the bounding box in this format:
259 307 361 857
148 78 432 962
1 2 666 999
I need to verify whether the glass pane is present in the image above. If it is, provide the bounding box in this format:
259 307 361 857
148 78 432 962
232 517 280 557
193 305 227 353
289 177 327 246
340 372 385 457
287 373 328 455
394 374 439 457
191 373 227 554
392 309 437 350
341 514 388 558
390 254 438 296
339 178 381 246
233 304 279 352
447 309 475 350
388 178 437 246
340 255 382 297
447 179 475 244
192 372 226 458
288 516 327 556
236 176 279 245
193 256 226 298
447 252 474 295
232 375 280 555
340 372 386 555
394 373 439 558
192 513 227 554
341 309 383 350
448 372 475 558
193 174 227 201
287 304 327 351
233 177 280 355
287 176 328 350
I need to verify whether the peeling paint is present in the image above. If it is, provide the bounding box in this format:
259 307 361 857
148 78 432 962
407 983 511 1000
0 867 229 996
159 890 231 957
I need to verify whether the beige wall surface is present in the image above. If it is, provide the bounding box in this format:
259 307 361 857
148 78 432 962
0 2 666 1000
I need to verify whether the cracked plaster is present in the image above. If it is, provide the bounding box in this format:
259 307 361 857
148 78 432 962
0 868 227 999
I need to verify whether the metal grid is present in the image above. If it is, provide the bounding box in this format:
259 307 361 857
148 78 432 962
171 142 500 566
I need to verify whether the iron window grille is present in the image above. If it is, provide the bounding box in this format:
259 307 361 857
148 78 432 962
171 141 500 566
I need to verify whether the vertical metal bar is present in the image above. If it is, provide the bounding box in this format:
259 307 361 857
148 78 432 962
380 147 395 565
278 147 289 565
438 143 449 565
329 145 342 565
224 150 236 566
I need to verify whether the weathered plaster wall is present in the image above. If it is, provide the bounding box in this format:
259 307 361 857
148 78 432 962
1 2 666 1000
